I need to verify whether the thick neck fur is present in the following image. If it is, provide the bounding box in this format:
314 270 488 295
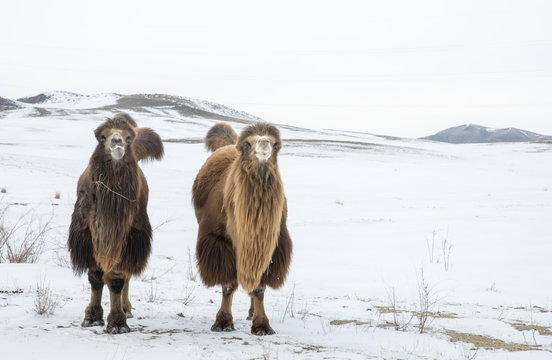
224 156 284 292
89 146 140 271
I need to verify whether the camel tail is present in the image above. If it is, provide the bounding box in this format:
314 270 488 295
133 127 164 162
205 123 238 152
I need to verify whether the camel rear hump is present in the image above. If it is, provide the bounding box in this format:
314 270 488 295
205 123 238 152
133 127 164 162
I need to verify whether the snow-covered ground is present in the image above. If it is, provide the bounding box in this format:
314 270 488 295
0 97 551 359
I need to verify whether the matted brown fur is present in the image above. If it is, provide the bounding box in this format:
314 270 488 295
193 122 292 293
68 113 163 276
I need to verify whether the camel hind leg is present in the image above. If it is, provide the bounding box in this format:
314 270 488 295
211 282 238 332
250 286 275 335
82 268 105 327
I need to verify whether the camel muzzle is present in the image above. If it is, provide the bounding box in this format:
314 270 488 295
255 137 272 161
110 133 125 160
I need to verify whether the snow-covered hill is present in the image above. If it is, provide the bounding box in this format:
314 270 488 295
1 94 551 359
13 91 261 122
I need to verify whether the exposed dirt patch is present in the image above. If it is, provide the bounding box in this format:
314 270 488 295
0 289 24 294
136 327 192 335
221 336 243 341
299 345 325 353
376 321 398 329
163 138 203 144
375 305 458 319
511 322 552 336
374 306 401 314
330 319 370 326
444 330 541 352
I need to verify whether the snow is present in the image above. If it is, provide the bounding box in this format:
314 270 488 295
0 102 551 359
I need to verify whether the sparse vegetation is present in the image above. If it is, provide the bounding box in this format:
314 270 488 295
186 246 196 281
33 279 59 316
416 267 438 333
147 277 159 303
54 191 60 199
0 201 53 263
1 188 6 194
281 283 296 322
385 287 414 331
441 235 452 271
181 280 196 306
426 229 452 271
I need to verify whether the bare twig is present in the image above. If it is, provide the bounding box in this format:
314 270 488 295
281 283 296 322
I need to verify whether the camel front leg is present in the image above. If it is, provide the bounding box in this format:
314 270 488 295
82 268 105 327
104 272 129 334
211 282 238 332
250 286 275 335
247 296 254 320
122 277 133 318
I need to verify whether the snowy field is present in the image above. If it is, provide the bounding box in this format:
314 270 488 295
0 93 551 359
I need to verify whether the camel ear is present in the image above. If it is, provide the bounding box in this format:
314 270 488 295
94 128 101 142
241 141 251 155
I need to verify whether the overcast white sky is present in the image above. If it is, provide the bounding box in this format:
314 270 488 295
2 0 551 137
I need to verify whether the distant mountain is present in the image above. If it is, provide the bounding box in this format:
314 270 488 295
0 97 23 111
422 124 552 143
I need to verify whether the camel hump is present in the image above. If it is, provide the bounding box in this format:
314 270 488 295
205 123 238 152
133 127 164 162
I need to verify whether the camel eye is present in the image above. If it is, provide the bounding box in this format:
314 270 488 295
100 135 106 144
243 141 251 152
126 136 132 144
274 142 280 151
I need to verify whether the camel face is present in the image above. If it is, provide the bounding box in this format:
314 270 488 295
242 134 280 163
97 128 135 161
255 136 272 161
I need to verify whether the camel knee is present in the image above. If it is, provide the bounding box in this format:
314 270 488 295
222 283 237 296
88 270 104 290
107 278 125 294
251 286 266 299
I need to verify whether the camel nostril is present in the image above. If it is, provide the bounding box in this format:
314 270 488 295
111 137 123 147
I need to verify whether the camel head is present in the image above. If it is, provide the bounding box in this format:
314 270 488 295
94 114 138 162
237 123 282 165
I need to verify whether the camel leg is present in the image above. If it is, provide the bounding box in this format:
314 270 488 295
104 272 130 334
247 296 254 320
122 277 133 318
211 282 237 332
250 286 275 335
82 268 105 327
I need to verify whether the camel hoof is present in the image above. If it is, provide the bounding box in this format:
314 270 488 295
106 325 130 334
211 323 235 332
82 319 105 327
251 325 275 336
125 311 134 319
246 315 253 320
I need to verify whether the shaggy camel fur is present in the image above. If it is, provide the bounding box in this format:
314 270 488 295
68 113 163 334
193 122 292 335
